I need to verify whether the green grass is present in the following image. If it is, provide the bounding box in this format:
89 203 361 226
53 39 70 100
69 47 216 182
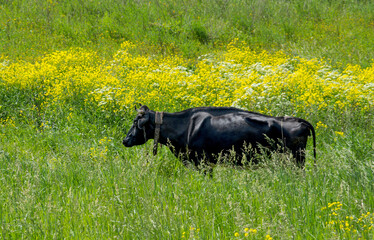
1 0 374 239
1 119 374 239
1 0 374 67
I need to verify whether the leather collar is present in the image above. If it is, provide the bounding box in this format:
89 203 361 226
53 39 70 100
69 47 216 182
153 111 163 155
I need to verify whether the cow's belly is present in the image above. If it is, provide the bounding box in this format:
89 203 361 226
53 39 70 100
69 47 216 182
188 128 268 154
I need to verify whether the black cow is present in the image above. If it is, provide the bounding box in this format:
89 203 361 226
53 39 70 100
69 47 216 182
123 105 316 168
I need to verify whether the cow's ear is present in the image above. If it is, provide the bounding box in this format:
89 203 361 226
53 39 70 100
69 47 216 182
134 103 143 111
137 113 149 129
140 105 150 112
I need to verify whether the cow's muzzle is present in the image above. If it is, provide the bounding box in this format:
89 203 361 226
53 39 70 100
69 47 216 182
123 138 130 147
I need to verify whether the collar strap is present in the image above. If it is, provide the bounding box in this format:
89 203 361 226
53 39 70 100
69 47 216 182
153 111 163 155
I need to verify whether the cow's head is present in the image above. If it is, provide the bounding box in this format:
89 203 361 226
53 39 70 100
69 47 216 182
123 105 153 147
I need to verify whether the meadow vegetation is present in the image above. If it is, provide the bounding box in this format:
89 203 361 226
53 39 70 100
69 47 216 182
1 0 374 239
1 0 374 67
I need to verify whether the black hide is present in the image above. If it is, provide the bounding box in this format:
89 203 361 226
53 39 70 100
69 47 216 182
123 105 316 167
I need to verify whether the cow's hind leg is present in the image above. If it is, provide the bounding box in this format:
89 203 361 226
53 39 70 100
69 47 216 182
292 148 306 168
288 136 308 168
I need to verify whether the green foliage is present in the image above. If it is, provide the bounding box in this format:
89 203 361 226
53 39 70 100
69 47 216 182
1 0 374 66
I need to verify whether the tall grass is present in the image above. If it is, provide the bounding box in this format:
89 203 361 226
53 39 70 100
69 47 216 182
1 0 374 239
1 0 374 66
1 121 374 239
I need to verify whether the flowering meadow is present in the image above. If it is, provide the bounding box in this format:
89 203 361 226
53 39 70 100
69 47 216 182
1 40 373 128
1 0 374 238
1 41 374 239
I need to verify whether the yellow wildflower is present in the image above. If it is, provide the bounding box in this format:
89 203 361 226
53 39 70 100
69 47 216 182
265 234 273 240
335 131 344 137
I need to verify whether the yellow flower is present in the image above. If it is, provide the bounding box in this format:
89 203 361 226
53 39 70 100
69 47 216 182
316 121 327 129
234 232 240 237
265 234 273 240
250 228 257 234
335 131 344 137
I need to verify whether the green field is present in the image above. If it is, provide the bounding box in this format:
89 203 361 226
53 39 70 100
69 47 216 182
1 0 374 239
